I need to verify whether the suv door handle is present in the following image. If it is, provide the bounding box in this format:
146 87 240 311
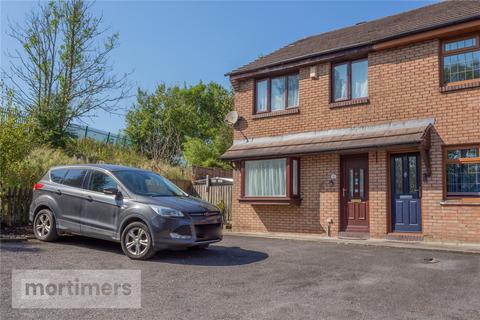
56 189 62 195
86 195 93 202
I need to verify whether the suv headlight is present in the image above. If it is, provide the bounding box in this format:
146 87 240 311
149 205 184 217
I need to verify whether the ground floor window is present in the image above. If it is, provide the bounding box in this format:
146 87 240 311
242 157 300 199
445 145 480 197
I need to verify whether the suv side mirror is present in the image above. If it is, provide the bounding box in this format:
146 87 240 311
103 187 118 196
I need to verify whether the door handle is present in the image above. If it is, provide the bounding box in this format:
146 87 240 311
86 196 93 202
56 189 62 195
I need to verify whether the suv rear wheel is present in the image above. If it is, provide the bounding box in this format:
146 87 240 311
121 222 156 260
33 209 59 241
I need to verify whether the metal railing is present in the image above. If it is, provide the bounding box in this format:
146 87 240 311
67 123 132 148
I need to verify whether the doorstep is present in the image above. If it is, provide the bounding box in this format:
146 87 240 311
225 231 480 254
386 232 424 242
338 231 370 240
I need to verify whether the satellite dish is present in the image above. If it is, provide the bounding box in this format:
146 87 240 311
225 111 239 125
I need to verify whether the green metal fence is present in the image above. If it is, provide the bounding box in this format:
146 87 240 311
67 123 132 148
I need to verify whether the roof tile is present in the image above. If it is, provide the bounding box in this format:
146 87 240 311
229 1 480 76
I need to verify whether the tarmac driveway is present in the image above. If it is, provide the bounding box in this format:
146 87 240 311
1 234 479 320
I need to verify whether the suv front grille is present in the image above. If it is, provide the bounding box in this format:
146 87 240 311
195 223 222 241
189 211 220 217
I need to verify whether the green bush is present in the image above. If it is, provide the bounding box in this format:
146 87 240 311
0 102 39 189
1 139 189 189
5 147 83 188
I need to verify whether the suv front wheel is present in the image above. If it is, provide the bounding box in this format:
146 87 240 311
121 222 156 260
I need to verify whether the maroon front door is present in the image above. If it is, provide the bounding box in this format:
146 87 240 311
340 155 369 232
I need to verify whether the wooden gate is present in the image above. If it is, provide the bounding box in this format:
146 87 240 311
192 177 233 223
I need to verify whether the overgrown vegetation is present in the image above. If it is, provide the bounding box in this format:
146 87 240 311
65 139 187 180
0 138 188 190
0 91 38 189
0 90 187 189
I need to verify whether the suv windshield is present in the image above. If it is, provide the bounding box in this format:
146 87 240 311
113 170 185 197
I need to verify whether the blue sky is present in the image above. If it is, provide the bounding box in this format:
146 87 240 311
1 0 436 133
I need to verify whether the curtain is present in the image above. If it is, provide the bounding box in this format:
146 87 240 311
352 60 368 98
256 80 268 112
288 75 299 107
333 64 348 100
292 159 298 195
245 159 286 196
271 77 286 111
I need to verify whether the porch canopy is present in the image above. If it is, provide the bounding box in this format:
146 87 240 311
221 118 434 161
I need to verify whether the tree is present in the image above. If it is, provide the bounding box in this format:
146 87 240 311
3 0 129 147
183 125 232 169
125 82 233 167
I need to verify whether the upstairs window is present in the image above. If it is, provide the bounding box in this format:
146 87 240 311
445 145 480 198
332 59 368 102
442 35 480 85
255 73 299 113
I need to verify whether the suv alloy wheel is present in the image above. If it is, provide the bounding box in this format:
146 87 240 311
121 222 156 260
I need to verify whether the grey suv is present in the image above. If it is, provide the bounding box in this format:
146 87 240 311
29 164 223 259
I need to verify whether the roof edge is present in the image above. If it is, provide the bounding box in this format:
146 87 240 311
226 14 480 78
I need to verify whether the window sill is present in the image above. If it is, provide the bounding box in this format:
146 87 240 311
238 197 301 205
252 107 299 119
440 199 480 206
440 81 480 93
329 97 369 109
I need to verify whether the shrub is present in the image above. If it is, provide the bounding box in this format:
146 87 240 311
0 102 39 189
6 147 83 188
65 139 188 180
2 141 189 189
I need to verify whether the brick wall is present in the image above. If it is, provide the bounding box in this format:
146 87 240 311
231 39 480 243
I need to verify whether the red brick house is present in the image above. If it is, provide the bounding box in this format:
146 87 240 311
221 1 480 243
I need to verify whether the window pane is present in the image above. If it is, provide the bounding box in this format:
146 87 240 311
51 169 68 184
271 77 286 111
395 157 403 194
349 169 354 198
333 64 348 101
447 148 479 159
408 156 418 193
351 60 368 98
256 80 268 112
245 159 286 196
447 163 480 195
292 159 298 195
287 75 299 107
443 50 480 83
359 168 365 199
444 38 477 52
89 171 117 193
63 169 87 188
